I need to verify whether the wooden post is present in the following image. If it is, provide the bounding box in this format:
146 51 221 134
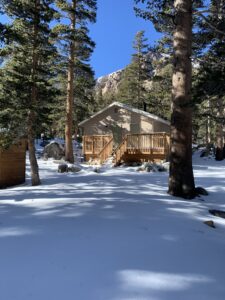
83 136 85 155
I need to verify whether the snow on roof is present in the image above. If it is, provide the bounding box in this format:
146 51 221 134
79 102 170 126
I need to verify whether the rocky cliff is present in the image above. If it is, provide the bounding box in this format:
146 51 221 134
95 69 124 96
95 52 165 96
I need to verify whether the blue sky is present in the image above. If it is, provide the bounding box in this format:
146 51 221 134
1 0 161 78
90 0 161 78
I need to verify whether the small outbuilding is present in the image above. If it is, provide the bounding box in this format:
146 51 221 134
0 140 27 188
79 102 171 164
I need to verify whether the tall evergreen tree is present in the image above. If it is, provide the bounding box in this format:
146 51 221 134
54 0 96 163
147 59 172 120
193 0 225 159
51 60 96 137
134 0 204 198
118 30 152 110
168 0 195 198
0 0 57 185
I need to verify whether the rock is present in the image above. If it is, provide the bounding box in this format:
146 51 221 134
96 70 124 96
53 160 65 164
195 186 209 196
137 167 145 172
68 165 81 173
93 167 101 173
204 220 216 228
40 140 50 148
88 158 100 165
146 165 154 172
200 149 210 158
209 209 225 219
43 142 65 160
58 164 68 173
124 162 133 167
162 162 170 171
43 153 48 161
157 165 167 172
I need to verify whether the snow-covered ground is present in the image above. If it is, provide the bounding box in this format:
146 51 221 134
0 152 225 300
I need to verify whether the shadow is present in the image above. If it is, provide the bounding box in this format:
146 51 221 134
0 157 225 299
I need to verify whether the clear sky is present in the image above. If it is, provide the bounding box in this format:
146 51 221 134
0 0 161 78
90 0 161 78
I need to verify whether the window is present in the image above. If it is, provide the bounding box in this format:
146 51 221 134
130 123 140 134
114 107 119 113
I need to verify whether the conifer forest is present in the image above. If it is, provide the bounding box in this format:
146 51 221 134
0 1 225 300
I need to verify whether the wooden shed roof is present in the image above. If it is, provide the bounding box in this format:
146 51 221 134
79 102 170 127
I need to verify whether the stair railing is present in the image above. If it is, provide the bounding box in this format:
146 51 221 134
114 136 128 165
98 137 114 163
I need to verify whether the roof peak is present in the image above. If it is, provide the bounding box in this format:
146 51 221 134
79 102 170 126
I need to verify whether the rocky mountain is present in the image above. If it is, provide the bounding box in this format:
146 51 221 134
95 52 166 97
95 69 124 96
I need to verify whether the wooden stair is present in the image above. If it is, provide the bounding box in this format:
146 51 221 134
97 137 114 164
114 136 128 166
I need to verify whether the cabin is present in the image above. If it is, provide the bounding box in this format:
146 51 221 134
0 140 27 188
79 102 171 165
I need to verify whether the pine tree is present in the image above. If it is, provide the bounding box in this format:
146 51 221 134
168 0 196 198
147 59 172 120
54 0 97 163
193 0 225 159
51 60 96 138
117 31 153 110
74 63 96 126
134 0 205 198
0 0 57 185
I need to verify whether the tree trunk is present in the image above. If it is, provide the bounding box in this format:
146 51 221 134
168 0 195 199
215 98 224 161
65 0 76 163
28 0 41 186
28 113 40 186
206 100 212 147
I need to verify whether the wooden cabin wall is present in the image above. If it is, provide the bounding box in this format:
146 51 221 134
0 140 27 188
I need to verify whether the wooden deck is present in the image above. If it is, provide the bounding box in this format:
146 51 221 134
83 133 170 164
82 135 113 162
114 133 170 165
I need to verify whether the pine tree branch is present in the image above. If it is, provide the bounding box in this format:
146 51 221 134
193 9 211 15
197 13 225 36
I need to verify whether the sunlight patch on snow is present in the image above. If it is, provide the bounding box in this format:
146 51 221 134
59 211 85 218
32 209 62 216
0 198 96 209
167 207 204 218
0 226 36 237
118 270 213 292
161 234 178 242
102 204 115 209
207 185 225 193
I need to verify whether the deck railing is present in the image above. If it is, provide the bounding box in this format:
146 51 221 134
83 135 112 156
115 133 170 164
126 133 170 154
83 133 170 164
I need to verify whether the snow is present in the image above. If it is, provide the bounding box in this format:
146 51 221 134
0 152 225 300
